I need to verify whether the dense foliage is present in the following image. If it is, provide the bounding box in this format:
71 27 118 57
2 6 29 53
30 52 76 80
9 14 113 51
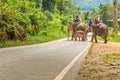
0 0 81 47
0 0 120 47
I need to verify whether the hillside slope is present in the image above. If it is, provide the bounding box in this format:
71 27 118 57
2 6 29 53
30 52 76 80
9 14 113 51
74 0 120 10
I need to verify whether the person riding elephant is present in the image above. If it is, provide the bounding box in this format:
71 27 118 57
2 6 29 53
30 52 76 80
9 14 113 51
75 14 82 23
71 20 87 41
94 15 103 24
87 18 94 32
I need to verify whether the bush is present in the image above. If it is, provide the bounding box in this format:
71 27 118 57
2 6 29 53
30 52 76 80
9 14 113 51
44 11 53 21
109 29 120 42
0 0 67 47
59 15 69 25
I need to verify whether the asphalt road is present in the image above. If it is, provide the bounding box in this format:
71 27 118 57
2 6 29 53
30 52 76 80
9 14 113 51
0 34 91 80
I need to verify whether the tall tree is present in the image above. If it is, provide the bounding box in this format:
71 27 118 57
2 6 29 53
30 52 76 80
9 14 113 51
113 0 118 33
99 3 112 23
35 0 42 11
42 0 55 13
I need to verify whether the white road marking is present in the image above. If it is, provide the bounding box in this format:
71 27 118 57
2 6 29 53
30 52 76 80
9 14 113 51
54 43 91 80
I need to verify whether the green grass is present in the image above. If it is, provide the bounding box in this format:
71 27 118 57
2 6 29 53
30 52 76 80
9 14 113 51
88 43 95 55
0 33 66 48
108 30 120 42
103 53 120 64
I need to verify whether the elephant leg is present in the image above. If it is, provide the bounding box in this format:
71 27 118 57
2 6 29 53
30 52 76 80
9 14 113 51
79 37 80 41
86 33 88 40
85 32 87 40
74 33 77 41
90 33 94 42
83 34 86 41
95 35 98 43
104 39 107 43
68 30 70 40
71 31 74 40
104 35 108 43
82 36 85 41
101 33 108 44
76 34 80 41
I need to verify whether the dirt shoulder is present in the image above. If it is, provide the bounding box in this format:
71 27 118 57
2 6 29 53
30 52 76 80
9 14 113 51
76 41 120 80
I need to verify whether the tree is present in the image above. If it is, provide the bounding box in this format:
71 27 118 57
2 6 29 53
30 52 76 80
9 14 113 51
35 0 42 11
99 3 112 23
42 0 55 13
113 0 118 33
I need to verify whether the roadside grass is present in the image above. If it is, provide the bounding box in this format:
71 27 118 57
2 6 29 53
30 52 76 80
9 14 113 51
108 30 120 42
76 29 120 80
103 53 120 64
77 43 120 80
0 33 66 48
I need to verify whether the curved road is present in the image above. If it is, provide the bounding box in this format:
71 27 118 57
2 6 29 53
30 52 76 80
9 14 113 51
0 33 91 80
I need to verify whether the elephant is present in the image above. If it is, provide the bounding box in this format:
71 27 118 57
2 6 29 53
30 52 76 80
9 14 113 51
67 20 73 40
91 23 108 43
75 30 85 41
67 20 88 41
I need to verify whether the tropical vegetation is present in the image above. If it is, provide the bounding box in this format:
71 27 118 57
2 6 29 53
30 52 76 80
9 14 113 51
0 0 120 48
0 0 79 47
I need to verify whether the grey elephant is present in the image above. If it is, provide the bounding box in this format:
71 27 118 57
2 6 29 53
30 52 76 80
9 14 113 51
67 19 88 41
69 20 87 41
91 23 108 43
75 30 85 41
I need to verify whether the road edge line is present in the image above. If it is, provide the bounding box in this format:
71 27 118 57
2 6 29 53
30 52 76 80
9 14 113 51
54 43 91 80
